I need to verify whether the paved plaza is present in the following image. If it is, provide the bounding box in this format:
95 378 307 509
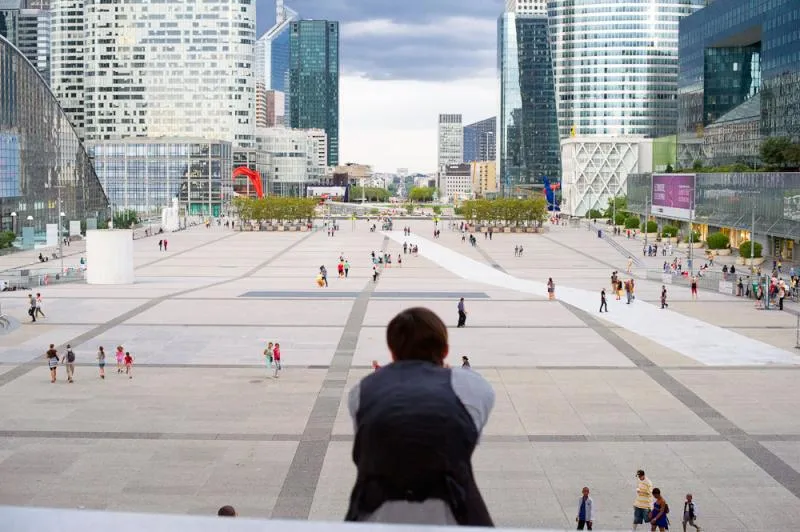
0 221 799 530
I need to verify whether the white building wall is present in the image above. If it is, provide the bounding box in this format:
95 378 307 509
82 0 255 148
437 114 463 169
255 127 318 184
442 175 472 203
561 136 653 217
50 0 84 138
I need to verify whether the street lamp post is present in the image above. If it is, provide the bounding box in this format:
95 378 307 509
10 212 16 235
645 193 650 246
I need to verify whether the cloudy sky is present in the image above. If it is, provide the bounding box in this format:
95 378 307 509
258 0 503 173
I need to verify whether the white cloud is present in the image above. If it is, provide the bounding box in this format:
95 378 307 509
341 16 497 41
339 74 498 174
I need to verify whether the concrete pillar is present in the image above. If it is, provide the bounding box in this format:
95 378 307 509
86 230 135 285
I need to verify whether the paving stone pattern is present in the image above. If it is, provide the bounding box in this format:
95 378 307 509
0 222 798 530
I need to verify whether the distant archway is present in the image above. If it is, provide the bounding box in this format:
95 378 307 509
232 167 264 198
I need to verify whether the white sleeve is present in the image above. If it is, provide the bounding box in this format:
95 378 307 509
347 383 361 433
449 368 495 432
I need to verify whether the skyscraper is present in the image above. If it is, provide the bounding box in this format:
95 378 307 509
51 0 85 138
288 19 339 166
463 117 496 163
81 0 256 147
255 0 297 93
498 0 560 196
548 0 705 139
17 5 50 83
0 0 22 45
438 114 463 168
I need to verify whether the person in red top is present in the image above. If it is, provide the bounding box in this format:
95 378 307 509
372 360 381 371
124 351 134 379
272 343 281 378
338 261 345 278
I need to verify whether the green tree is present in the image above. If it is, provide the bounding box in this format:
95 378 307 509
661 225 679 238
706 232 730 250
625 216 640 230
739 240 763 259
784 143 800 168
602 195 628 218
408 187 436 203
641 220 658 233
113 209 139 229
760 137 792 168
0 231 16 249
432 205 442 215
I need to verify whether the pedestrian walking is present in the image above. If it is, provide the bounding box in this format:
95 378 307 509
319 265 328 287
633 469 653 531
272 343 281 378
518 246 524 257
124 351 134 378
461 355 471 368
371 359 381 371
97 346 106 379
35 293 46 319
158 239 163 251
28 293 37 322
576 486 594 530
547 278 556 300
599 289 608 313
344 260 350 278
649 488 669 532
661 286 668 309
514 245 519 257
46 344 59 383
457 297 467 328
264 341 274 373
115 345 125 373
338 261 345 279
163 239 168 251
682 494 701 532
63 344 76 383
625 279 633 304
627 257 634 273
691 276 698 300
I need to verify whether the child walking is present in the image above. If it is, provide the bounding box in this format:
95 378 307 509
97 346 106 379
124 351 133 379
682 494 701 531
264 342 274 374
272 343 281 378
115 345 125 373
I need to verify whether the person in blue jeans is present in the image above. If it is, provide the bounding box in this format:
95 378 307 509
576 486 593 530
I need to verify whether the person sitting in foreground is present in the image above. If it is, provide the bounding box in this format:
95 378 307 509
345 307 495 526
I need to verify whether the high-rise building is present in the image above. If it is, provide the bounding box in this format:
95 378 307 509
498 1 560 196
463 117 496 163
255 127 327 196
677 0 800 168
548 0 704 139
288 19 339 166
17 6 50 83
82 0 255 148
261 90 285 128
255 0 296 93
50 0 85 138
0 0 22 45
437 114 463 169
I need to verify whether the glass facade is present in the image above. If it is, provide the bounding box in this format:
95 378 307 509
288 20 339 166
678 0 800 167
498 12 560 195
0 0 21 46
17 7 50 84
81 0 256 148
0 34 109 235
548 0 704 139
463 117 496 163
88 139 232 217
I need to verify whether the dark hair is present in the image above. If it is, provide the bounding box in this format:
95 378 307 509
386 307 448 364
217 505 236 517
652 488 661 496
637 469 645 476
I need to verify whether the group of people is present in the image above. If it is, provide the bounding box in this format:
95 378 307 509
27 292 45 322
157 239 169 251
513 245 525 257
402 242 419 256
46 344 133 382
262 341 282 378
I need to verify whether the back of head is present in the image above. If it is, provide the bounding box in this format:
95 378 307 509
386 307 448 365
217 505 236 517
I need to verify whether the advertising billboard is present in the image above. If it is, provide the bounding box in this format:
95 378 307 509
651 174 695 220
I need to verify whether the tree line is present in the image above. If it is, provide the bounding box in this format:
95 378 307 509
232 197 317 223
459 198 549 225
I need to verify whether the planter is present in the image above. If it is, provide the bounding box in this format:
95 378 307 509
266 225 275 231
300 226 308 232
277 225 285 232
713 248 731 256
526 227 536 233
678 242 705 250
503 227 511 233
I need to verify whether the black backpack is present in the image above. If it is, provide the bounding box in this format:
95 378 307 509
66 350 76 363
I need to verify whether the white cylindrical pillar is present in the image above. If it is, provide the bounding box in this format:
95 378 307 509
86 229 135 285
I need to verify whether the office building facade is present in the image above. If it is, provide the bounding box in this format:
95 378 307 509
288 19 339 166
677 0 800 167
17 5 50 83
471 161 497 198
50 0 85 138
87 139 232 217
438 113 463 168
0 0 21 45
255 127 325 196
463 117 496 163
255 0 296 93
498 3 560 196
548 0 704 139
1 35 109 236
440 163 472 202
82 0 256 148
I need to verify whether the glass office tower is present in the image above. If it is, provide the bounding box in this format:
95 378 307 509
463 117 496 163
498 11 560 196
288 20 339 166
548 0 704 139
678 0 800 167
0 35 109 236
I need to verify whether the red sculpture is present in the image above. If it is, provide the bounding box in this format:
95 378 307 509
232 167 264 198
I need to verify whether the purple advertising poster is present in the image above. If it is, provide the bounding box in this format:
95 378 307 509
651 174 695 220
